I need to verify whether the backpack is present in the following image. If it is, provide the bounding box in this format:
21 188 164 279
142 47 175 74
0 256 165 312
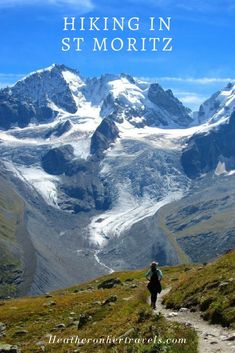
147 270 162 293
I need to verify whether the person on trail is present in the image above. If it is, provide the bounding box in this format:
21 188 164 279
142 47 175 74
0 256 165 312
146 261 163 310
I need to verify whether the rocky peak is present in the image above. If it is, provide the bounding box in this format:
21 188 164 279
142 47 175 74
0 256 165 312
0 65 83 129
0 64 196 131
11 64 80 112
197 82 235 125
147 83 192 127
181 111 235 178
120 73 136 84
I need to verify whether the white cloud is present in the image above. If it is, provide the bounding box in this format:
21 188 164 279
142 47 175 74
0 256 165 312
161 77 235 85
136 76 222 110
0 0 94 10
173 90 206 105
0 73 24 78
139 76 235 85
180 95 203 104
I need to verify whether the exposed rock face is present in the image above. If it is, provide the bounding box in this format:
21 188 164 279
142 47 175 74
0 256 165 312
12 64 78 114
45 120 72 138
1 64 235 295
77 313 91 329
0 64 79 129
41 146 111 213
0 64 194 131
0 92 53 130
97 278 121 289
181 112 235 178
102 295 118 305
90 118 119 157
147 84 192 127
196 82 235 124
60 161 112 213
41 145 74 175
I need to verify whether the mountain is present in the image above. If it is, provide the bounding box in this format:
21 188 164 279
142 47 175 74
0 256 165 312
0 64 194 220
181 111 235 178
0 251 234 353
0 64 193 131
0 176 35 299
0 64 234 296
0 64 81 129
156 174 235 263
196 82 235 125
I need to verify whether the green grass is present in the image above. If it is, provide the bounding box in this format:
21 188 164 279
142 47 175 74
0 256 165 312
0 268 198 353
163 250 235 328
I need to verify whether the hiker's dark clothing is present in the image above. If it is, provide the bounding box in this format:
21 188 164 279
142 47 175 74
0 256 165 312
146 268 162 309
150 291 158 309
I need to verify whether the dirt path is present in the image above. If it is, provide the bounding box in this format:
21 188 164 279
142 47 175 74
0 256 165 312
153 289 235 353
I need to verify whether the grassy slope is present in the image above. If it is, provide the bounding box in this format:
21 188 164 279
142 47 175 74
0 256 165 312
163 250 235 328
0 267 198 353
0 176 25 298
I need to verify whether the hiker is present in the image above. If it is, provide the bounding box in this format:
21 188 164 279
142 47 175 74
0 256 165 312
146 261 163 310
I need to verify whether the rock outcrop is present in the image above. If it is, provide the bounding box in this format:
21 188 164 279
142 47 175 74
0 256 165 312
90 117 119 158
181 112 235 178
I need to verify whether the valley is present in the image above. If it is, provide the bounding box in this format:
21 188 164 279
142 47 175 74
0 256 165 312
0 64 234 295
0 250 234 353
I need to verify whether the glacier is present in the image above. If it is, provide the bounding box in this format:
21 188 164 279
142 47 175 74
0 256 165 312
0 63 234 294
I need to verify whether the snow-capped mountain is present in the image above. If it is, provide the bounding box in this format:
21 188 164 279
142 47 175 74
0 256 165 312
0 64 192 131
196 82 235 125
181 83 235 179
0 64 196 216
0 64 234 295
182 110 235 178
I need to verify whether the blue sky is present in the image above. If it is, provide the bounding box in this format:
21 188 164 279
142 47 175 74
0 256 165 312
0 0 234 110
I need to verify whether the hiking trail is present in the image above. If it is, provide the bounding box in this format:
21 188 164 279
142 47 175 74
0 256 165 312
152 288 235 353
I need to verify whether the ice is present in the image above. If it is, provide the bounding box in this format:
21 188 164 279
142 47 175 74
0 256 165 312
215 161 227 176
2 66 234 235
14 165 59 207
0 100 101 160
115 118 207 151
0 130 45 145
89 183 183 247
62 69 85 94
108 77 145 106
